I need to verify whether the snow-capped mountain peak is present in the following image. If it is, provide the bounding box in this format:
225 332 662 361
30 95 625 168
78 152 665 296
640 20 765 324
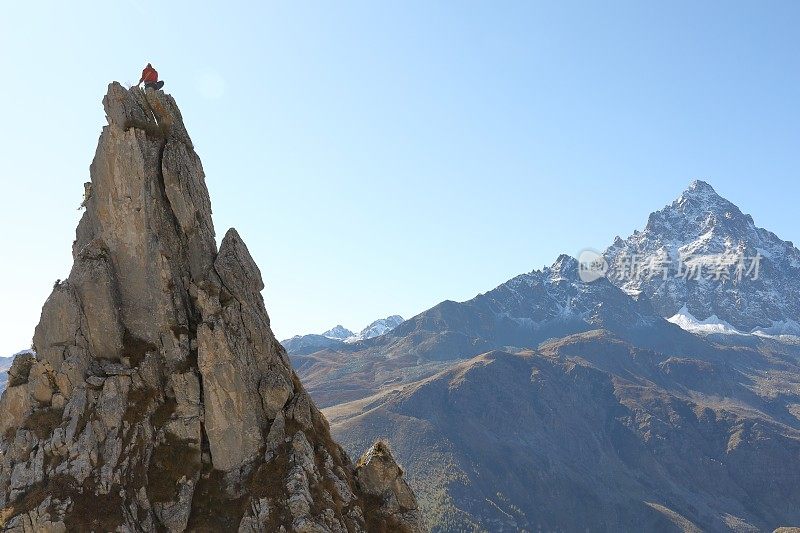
344 315 405 343
548 254 579 282
605 180 800 331
641 180 753 247
282 315 405 354
321 325 355 340
679 179 724 203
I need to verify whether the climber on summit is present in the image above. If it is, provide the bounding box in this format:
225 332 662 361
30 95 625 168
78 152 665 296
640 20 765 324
138 63 164 90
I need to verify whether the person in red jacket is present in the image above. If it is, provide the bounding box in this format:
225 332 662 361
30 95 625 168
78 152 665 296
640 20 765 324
138 63 164 90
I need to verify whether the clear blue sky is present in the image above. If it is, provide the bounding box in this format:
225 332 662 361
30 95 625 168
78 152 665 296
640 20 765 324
1 1 798 353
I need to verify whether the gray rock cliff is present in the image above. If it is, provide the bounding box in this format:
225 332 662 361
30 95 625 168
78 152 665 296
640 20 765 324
0 82 424 532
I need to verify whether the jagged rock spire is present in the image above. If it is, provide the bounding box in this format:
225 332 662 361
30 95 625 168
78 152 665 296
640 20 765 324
0 82 425 532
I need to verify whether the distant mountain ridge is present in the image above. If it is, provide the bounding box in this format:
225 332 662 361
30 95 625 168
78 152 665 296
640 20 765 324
347 315 404 343
321 325 355 340
290 253 710 409
349 254 703 365
289 180 800 531
282 315 405 354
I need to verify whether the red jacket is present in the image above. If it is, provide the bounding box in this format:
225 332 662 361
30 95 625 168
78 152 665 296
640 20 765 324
141 65 158 83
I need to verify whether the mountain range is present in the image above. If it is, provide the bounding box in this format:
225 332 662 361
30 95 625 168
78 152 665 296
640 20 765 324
282 315 404 355
2 87 798 532
286 181 800 531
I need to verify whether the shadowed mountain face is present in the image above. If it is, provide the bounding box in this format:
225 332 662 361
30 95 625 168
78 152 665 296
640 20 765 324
379 254 708 359
288 181 800 531
330 332 800 532
290 255 706 408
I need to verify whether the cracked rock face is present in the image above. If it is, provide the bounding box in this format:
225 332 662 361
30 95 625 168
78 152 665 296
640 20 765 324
0 82 425 532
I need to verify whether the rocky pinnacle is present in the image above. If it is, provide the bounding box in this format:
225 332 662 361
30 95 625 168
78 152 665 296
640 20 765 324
0 82 425 532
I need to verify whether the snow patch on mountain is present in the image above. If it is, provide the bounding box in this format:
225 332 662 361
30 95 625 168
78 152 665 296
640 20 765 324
667 304 800 342
483 254 660 333
753 320 800 338
667 305 743 335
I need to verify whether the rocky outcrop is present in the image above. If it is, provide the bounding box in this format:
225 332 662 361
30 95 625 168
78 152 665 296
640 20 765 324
355 442 424 531
0 82 424 532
